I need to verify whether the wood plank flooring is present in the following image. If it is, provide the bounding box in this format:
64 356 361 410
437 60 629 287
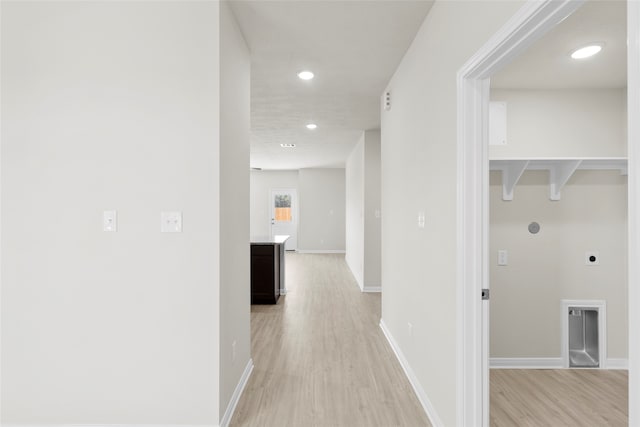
491 369 628 426
230 253 431 427
231 253 629 426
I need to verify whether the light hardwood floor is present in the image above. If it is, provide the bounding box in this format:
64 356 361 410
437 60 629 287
231 253 628 427
230 253 432 427
491 369 628 426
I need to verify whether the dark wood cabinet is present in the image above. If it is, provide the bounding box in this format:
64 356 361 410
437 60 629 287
250 236 288 304
250 243 280 304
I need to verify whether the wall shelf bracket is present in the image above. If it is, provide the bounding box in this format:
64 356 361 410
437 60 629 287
490 158 627 201
501 160 529 201
549 159 582 201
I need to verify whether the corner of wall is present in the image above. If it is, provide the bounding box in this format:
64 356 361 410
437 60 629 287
379 320 445 427
219 359 254 427
346 256 364 291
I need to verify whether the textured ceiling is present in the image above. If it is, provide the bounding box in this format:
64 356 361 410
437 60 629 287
492 1 626 89
229 1 434 170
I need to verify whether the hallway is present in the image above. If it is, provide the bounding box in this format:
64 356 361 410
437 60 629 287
231 253 431 427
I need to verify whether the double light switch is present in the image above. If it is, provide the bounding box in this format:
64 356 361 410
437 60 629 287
103 211 183 232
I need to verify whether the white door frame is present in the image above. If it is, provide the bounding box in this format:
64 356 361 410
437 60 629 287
456 0 639 426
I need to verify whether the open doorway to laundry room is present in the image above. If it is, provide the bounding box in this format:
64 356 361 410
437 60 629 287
458 0 639 426
488 2 629 424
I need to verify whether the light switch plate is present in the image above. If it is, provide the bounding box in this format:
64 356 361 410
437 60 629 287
418 211 425 228
103 210 117 232
161 211 182 233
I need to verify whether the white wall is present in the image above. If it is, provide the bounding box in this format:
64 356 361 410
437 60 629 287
219 1 251 419
363 131 382 288
346 136 365 286
1 1 249 424
345 130 381 291
490 88 627 158
381 1 524 425
490 170 628 360
249 170 299 239
298 168 346 252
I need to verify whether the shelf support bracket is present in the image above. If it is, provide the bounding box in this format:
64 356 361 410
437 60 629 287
549 160 582 201
501 160 529 201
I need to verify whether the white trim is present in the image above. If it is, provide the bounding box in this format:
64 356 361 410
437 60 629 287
490 358 628 370
379 320 444 427
560 300 606 369
296 249 346 254
220 358 254 427
490 358 563 369
628 1 640 424
456 2 586 426
362 285 381 293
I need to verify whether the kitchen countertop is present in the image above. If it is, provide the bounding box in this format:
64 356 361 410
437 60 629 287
250 235 290 244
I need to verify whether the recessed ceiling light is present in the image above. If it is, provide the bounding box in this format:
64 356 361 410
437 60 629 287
306 123 317 130
280 143 296 148
297 70 314 80
570 44 603 59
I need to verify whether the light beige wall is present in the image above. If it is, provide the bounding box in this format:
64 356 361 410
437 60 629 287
490 88 627 158
381 1 524 424
219 1 251 419
364 130 382 288
298 168 346 251
346 136 365 287
490 170 628 359
1 1 227 423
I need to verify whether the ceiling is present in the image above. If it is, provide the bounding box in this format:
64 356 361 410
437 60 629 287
229 0 434 170
492 0 627 89
232 0 626 170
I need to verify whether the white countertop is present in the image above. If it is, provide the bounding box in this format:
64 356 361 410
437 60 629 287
250 235 290 244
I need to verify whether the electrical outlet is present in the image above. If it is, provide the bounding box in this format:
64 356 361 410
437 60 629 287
417 212 425 228
103 210 117 232
161 211 182 233
498 249 508 266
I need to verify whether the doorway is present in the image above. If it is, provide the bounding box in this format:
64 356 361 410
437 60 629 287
270 188 298 251
457 0 639 426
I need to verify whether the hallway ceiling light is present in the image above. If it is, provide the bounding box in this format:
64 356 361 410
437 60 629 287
297 70 314 80
306 123 317 130
570 44 603 59
280 143 296 148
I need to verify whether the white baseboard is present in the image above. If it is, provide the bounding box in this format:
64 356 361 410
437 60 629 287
490 357 629 370
220 358 254 427
379 320 444 427
363 285 381 293
296 249 346 254
490 357 563 369
606 358 629 369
